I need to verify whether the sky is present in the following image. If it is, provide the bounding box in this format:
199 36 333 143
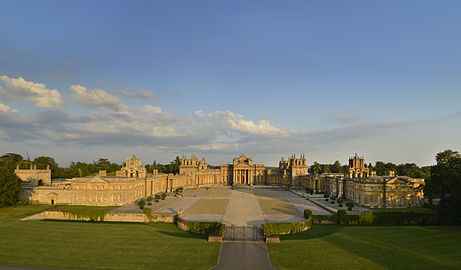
0 0 460 167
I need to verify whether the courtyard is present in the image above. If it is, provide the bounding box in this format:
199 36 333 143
154 187 331 226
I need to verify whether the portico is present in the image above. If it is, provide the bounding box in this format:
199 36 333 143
233 167 254 185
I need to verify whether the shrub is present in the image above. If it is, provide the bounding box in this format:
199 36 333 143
324 194 329 198
304 209 312 219
346 201 354 211
337 198 344 207
161 193 167 200
358 211 375 225
144 208 153 221
336 209 347 224
146 196 153 202
154 195 160 202
138 200 145 208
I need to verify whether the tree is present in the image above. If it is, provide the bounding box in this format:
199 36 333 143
33 156 59 177
331 161 343 173
138 200 145 209
425 149 461 224
0 153 23 164
346 201 354 211
0 158 23 207
310 162 321 175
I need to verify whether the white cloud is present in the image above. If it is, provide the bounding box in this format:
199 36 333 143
206 111 287 136
0 103 17 113
70 85 125 110
0 75 63 108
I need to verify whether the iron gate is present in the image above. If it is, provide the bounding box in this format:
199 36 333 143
223 225 264 241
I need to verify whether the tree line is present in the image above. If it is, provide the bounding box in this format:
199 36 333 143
309 160 430 178
1 153 183 179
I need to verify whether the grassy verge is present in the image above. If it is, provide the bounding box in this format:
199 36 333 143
0 205 220 269
267 225 461 270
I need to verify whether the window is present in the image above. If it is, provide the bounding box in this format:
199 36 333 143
370 196 373 203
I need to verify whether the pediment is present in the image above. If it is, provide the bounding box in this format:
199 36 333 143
234 163 253 169
386 177 410 184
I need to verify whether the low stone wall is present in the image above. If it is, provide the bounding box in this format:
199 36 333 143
265 236 280 243
207 235 223 242
176 216 188 231
22 211 176 223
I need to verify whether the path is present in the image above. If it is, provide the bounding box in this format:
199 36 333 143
211 242 276 270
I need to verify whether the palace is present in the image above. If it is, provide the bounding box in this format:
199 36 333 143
299 153 425 208
17 152 424 208
18 153 307 206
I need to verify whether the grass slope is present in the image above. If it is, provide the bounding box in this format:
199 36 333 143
268 225 461 270
0 205 220 270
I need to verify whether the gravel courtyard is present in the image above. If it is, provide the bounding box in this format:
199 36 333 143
155 187 331 226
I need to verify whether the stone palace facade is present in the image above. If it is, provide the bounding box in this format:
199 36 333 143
299 154 425 208
17 153 308 206
17 152 424 208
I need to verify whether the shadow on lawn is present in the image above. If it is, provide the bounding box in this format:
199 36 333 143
156 230 208 240
280 225 343 240
319 226 460 270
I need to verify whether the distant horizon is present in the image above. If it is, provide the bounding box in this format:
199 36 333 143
1 1 460 168
3 149 447 168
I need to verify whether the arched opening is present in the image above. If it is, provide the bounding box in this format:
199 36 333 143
51 199 54 205
38 180 44 186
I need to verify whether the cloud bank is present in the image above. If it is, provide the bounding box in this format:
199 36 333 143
1 75 427 165
0 75 63 108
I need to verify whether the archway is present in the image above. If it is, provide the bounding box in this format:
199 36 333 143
38 180 44 186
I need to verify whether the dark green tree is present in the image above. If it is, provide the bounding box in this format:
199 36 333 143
310 162 321 175
0 157 23 207
0 153 23 164
331 161 343 173
425 149 461 224
33 156 59 177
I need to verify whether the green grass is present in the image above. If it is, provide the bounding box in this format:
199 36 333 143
267 225 461 270
0 205 220 269
373 207 437 214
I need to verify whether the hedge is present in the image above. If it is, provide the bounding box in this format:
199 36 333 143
262 218 312 236
312 211 438 225
184 221 226 235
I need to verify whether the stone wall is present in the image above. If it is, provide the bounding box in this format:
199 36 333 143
22 211 176 223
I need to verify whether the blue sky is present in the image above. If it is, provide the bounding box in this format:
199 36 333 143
0 0 460 167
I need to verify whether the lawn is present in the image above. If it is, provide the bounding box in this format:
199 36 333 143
267 225 461 270
0 205 220 269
